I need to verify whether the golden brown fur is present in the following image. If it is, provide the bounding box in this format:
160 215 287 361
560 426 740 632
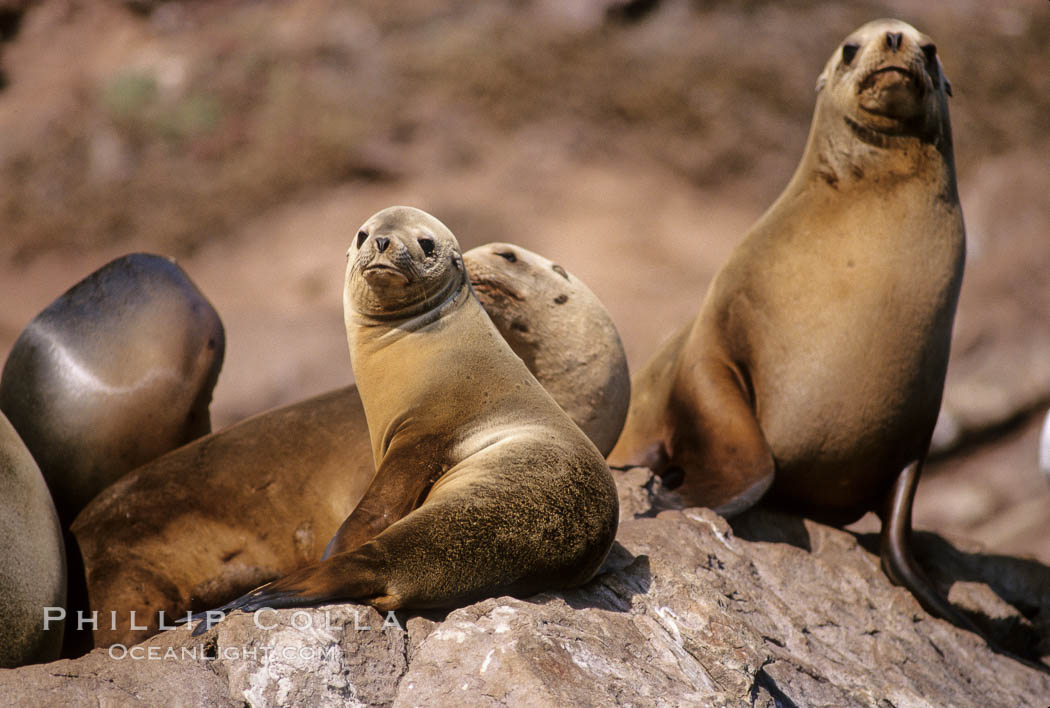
192 206 616 628
74 239 624 647
609 20 972 633
465 243 629 456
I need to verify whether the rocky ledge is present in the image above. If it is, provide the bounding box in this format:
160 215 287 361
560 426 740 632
2 468 1048 707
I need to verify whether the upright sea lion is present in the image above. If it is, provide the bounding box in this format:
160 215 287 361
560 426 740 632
73 242 626 647
0 253 224 525
0 411 66 668
609 20 972 632
465 243 630 456
191 206 617 630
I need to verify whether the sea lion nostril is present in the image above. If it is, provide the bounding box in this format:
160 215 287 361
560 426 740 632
885 31 902 52
375 237 390 253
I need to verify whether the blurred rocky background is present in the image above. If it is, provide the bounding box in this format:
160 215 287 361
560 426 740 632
0 0 1047 568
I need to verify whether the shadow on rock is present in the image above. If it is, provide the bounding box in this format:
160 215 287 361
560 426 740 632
852 529 1050 667
523 542 652 613
730 505 1050 669
728 507 813 553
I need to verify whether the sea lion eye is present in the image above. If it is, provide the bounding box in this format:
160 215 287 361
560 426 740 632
356 230 368 248
841 42 859 65
418 237 435 256
551 264 569 280
921 44 937 63
496 250 517 263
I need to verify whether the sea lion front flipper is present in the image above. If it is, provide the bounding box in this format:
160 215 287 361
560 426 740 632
879 459 984 635
667 357 776 517
320 448 442 560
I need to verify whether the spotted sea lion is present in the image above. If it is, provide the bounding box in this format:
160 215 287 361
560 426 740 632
464 243 629 456
73 240 625 647
0 411 66 668
608 20 973 633
0 253 224 525
190 206 617 631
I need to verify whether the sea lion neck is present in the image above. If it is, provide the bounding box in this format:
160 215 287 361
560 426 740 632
788 97 957 201
347 261 468 330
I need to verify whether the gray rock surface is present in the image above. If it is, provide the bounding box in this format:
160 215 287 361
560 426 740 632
1 469 1047 706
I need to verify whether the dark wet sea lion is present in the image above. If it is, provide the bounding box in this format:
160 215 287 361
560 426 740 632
0 253 224 525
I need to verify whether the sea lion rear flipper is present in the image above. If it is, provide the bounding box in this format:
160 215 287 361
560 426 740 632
189 544 390 636
879 459 984 635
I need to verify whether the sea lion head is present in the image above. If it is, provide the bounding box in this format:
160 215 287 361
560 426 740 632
816 19 952 145
463 242 631 456
464 242 576 326
345 206 465 320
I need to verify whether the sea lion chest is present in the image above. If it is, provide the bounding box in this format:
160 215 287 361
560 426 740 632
351 299 547 470
717 180 964 489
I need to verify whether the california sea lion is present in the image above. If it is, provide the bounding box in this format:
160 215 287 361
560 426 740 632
73 241 625 647
0 411 66 668
464 242 630 456
609 20 971 632
191 206 617 630
0 253 224 525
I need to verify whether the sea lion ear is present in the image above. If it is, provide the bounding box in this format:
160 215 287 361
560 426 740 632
815 70 827 93
933 55 952 97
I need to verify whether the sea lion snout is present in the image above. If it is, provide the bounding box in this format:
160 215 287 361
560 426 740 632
826 20 951 133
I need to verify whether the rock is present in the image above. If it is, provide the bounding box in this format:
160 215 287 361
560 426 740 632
0 640 234 707
611 465 682 520
0 469 1047 706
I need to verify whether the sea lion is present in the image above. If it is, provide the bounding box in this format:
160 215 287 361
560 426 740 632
190 205 617 631
73 241 625 648
72 387 372 649
0 253 224 525
464 242 630 456
608 20 972 633
0 410 66 668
